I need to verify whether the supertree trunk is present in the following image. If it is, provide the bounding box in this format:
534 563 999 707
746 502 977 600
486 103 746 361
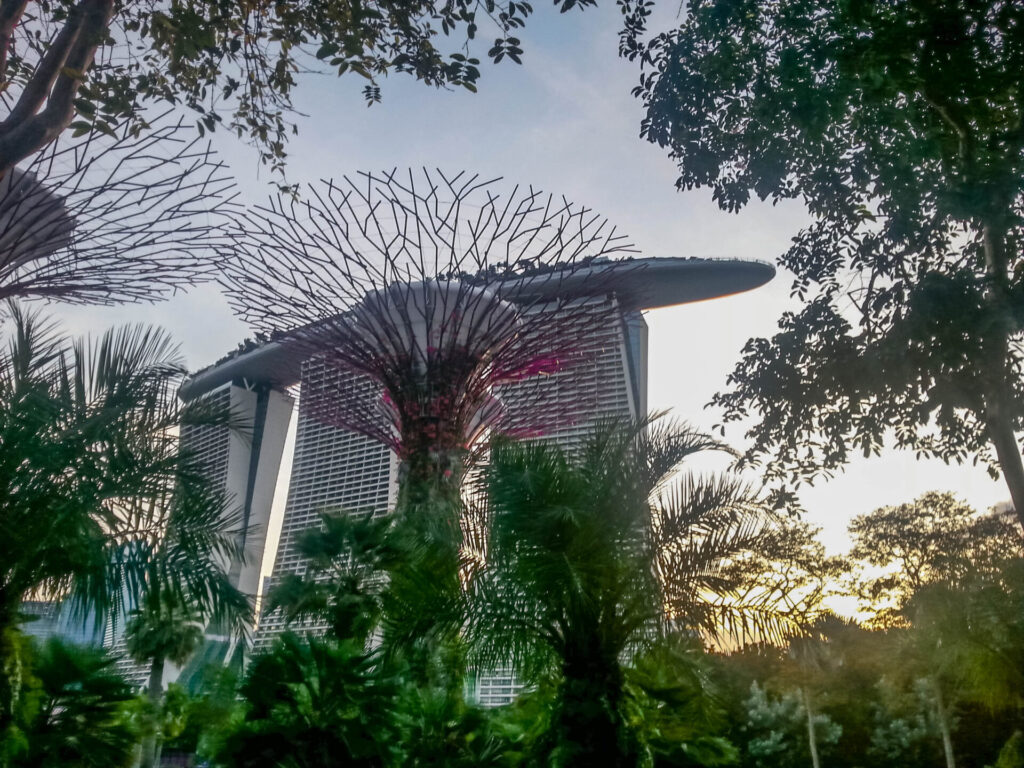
556 649 634 768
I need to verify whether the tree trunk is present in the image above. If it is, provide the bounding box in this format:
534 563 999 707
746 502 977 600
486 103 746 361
0 0 115 176
0 1 29 86
139 655 164 768
986 414 1024 532
395 447 465 556
389 448 466 653
556 654 634 768
933 678 957 768
980 223 1024 534
801 686 822 768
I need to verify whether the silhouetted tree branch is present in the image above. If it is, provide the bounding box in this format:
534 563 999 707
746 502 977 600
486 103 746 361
0 0 113 176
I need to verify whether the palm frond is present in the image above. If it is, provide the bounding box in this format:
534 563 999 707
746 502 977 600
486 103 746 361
265 510 397 642
22 638 139 766
1 301 254 675
74 323 185 405
0 300 66 385
638 414 735 490
468 416 800 694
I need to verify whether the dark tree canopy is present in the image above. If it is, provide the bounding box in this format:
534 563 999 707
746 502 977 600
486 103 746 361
846 491 1021 624
0 0 595 175
626 0 1024 524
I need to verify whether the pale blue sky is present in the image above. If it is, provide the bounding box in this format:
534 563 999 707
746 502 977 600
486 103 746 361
54 2 1010 557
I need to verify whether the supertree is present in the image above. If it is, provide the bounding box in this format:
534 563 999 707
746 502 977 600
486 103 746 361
220 170 640 644
0 113 238 305
221 169 638 504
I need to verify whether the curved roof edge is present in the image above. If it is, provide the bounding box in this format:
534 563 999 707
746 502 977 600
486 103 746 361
180 256 774 400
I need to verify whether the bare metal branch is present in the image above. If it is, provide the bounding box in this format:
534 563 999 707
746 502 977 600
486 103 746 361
0 113 239 305
219 169 641 464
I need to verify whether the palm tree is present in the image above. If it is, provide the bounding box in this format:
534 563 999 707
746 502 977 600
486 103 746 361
124 480 251 768
0 301 234 633
265 511 398 644
0 302 233 735
6 638 139 768
267 505 475 688
214 632 402 768
898 558 1024 768
126 598 204 768
466 417 800 767
780 614 860 768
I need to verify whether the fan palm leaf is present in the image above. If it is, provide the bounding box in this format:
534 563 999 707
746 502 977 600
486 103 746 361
0 302 235 631
11 638 138 768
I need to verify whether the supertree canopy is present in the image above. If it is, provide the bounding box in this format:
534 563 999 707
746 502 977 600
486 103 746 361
221 169 639 497
0 115 238 305
221 168 643 649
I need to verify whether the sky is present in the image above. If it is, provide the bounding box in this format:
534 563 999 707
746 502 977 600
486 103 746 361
53 2 1010 560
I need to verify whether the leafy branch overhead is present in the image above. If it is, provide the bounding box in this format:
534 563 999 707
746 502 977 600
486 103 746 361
626 0 1024 525
0 0 596 174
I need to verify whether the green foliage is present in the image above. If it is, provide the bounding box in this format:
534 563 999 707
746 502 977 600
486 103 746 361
628 0 1024 518
4 452 1022 768
1 637 138 768
158 684 193 748
707 562 1024 768
902 564 1024 716
847 491 1021 624
991 732 1024 768
866 706 936 768
267 511 399 643
229 418 786 767
9 0 596 172
214 632 401 768
394 679 510 767
0 302 249 766
123 478 252 673
468 416 796 766
160 667 243 760
125 600 204 672
624 638 739 767
0 302 237 637
209 630 547 768
483 689 558 766
838 490 1024 758
715 626 1021 768
264 505 466 691
741 683 841 768
0 629 35 762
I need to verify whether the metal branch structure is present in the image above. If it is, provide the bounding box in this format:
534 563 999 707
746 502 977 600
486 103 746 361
221 169 640 495
0 115 238 305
